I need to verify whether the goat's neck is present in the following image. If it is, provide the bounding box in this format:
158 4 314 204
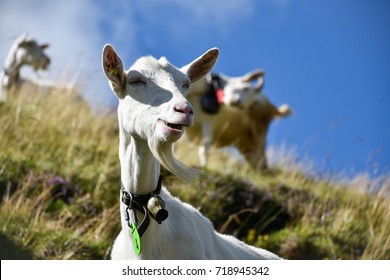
2 57 22 85
119 128 160 195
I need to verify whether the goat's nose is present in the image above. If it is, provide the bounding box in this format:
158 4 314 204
230 96 241 106
174 102 194 116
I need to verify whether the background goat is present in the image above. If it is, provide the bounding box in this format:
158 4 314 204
102 44 281 260
185 71 291 170
0 34 50 102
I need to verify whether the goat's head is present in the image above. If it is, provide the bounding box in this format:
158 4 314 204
102 44 219 181
219 70 265 109
7 34 50 71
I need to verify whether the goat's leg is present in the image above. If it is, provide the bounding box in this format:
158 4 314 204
0 88 7 102
241 141 268 171
199 123 213 167
198 145 209 167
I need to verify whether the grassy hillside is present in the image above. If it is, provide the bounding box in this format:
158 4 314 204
0 84 389 259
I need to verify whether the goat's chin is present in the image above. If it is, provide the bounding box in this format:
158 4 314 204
148 137 200 183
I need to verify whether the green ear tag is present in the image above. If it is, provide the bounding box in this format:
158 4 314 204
130 222 141 255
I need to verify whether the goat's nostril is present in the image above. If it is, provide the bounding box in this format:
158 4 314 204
174 104 193 115
174 107 184 114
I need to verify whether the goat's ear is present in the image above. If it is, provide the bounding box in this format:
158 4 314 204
102 44 126 98
241 69 265 92
255 77 265 92
181 48 219 83
17 33 29 45
40 44 49 49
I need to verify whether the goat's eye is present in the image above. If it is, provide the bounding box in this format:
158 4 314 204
128 77 146 86
182 81 190 90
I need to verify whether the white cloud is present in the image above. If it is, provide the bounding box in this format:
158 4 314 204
0 0 263 107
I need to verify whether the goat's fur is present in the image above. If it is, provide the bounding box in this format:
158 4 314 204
186 71 291 170
102 44 281 260
0 34 50 102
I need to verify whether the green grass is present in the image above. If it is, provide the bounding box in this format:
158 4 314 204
0 84 389 259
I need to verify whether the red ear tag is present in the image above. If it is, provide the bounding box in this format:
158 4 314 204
216 88 224 104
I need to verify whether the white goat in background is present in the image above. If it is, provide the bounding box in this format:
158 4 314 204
186 71 291 170
0 34 50 102
102 44 281 260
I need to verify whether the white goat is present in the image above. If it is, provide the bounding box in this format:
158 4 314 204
0 34 50 102
185 71 291 170
102 44 281 260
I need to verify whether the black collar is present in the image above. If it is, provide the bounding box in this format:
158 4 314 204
120 175 166 239
200 73 224 114
121 175 163 206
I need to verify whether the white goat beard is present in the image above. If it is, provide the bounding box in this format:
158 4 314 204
148 137 200 183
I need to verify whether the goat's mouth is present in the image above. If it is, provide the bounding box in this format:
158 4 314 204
163 121 185 132
158 119 191 138
33 63 49 71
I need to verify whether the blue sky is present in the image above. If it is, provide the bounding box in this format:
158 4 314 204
1 0 389 179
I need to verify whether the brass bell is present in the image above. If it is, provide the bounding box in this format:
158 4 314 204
147 194 168 223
